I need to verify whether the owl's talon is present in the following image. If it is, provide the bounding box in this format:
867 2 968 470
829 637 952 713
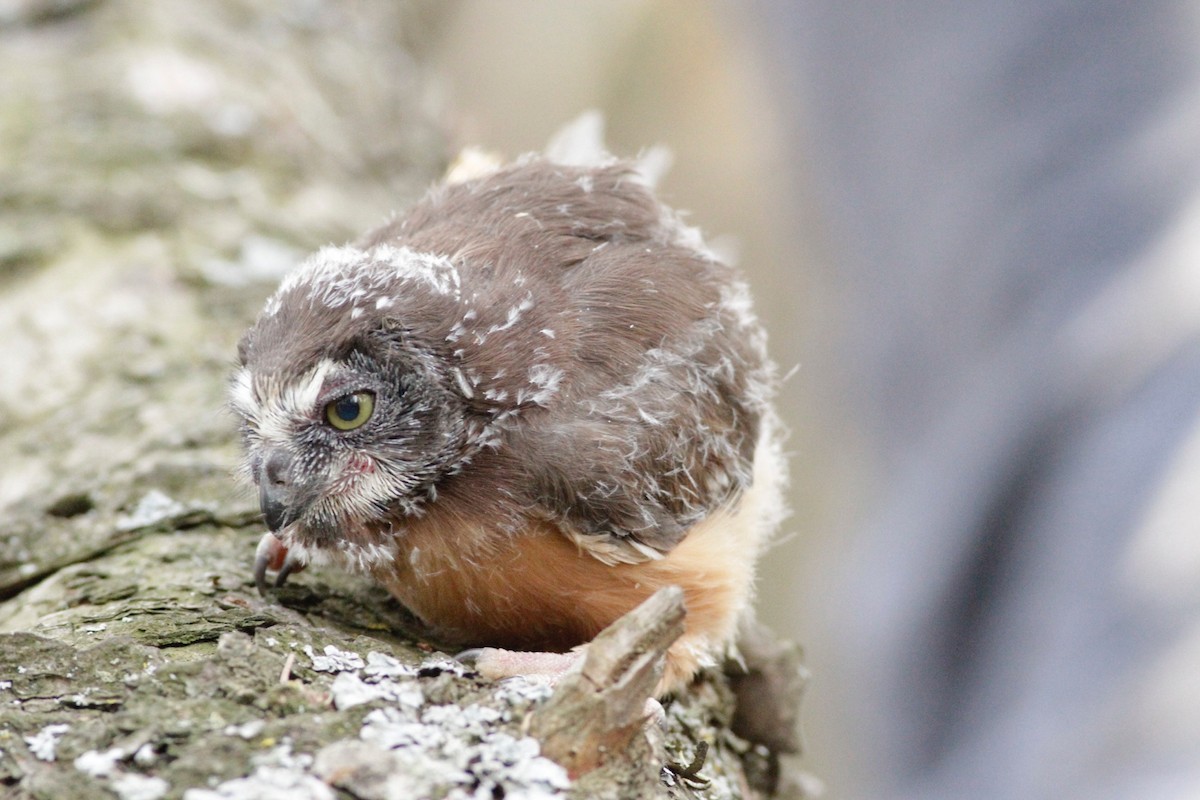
275 554 303 588
254 532 289 596
454 648 486 666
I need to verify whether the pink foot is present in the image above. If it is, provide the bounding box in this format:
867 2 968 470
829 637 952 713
253 532 306 595
462 647 582 686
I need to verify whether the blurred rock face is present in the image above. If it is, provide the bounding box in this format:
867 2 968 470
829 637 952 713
0 0 449 523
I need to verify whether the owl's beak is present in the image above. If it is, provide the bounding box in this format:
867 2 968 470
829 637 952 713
259 483 290 532
258 449 295 532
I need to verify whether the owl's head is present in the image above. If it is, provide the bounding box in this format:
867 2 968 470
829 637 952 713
229 244 477 566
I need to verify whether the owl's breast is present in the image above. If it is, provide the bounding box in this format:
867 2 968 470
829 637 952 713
372 422 783 666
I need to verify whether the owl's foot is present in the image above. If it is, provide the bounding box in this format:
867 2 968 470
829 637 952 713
458 647 582 687
253 532 306 595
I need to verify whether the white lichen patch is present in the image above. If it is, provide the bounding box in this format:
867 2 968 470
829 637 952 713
362 650 418 680
490 676 556 712
303 644 365 673
117 490 187 531
75 747 125 777
25 723 69 762
133 744 159 767
75 748 170 800
274 646 570 799
328 671 424 711
222 720 266 740
322 704 569 800
414 654 474 678
182 766 335 800
199 235 302 288
125 47 221 116
306 647 474 713
112 772 170 800
247 740 313 773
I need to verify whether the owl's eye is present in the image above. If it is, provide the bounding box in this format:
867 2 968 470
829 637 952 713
325 391 375 431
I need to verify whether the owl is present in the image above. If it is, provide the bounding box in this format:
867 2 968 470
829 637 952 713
229 117 787 694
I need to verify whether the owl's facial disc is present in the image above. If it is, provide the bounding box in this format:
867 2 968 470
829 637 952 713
233 344 471 558
231 359 395 547
251 389 390 548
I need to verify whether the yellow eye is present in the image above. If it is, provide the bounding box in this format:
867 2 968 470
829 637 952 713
325 391 375 431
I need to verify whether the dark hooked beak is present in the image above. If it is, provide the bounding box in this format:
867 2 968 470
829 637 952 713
257 449 295 533
259 484 290 532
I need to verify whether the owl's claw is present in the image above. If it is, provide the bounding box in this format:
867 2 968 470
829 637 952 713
253 532 284 595
254 532 303 596
275 554 302 587
454 648 486 666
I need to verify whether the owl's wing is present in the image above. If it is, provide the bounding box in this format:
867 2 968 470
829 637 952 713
516 310 770 566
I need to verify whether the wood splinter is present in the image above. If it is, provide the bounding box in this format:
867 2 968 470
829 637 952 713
528 586 687 778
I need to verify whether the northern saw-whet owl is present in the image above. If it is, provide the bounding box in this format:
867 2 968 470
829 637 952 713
229 116 787 694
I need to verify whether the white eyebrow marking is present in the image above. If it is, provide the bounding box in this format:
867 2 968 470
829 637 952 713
245 358 340 443
229 368 255 418
290 358 337 411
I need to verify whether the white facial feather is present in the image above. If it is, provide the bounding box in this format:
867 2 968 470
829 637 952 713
271 531 401 574
229 367 255 420
236 358 337 445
